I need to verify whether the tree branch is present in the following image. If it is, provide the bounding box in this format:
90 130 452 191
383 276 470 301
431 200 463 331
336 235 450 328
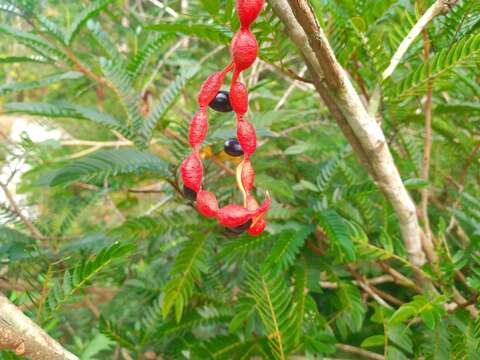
268 0 376 178
0 182 45 241
336 343 384 360
370 0 459 117
382 0 460 80
271 0 427 267
0 293 78 360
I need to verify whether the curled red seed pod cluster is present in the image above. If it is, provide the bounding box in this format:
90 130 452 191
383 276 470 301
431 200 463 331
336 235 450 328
180 0 270 236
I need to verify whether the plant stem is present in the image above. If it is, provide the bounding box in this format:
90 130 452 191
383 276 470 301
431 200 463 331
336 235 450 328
420 28 438 264
0 182 45 241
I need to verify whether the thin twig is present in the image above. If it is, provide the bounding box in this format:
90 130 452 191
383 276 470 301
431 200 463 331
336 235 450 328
336 343 384 360
346 266 397 308
0 182 45 241
275 66 307 111
369 0 459 116
382 0 459 80
377 261 423 293
420 29 437 264
263 61 314 84
148 0 179 17
65 48 113 90
319 275 395 288
141 38 188 96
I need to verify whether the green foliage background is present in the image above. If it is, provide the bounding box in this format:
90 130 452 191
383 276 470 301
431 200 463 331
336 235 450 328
0 0 479 359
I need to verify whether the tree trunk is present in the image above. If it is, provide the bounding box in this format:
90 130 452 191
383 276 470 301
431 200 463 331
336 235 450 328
0 293 78 360
269 0 426 266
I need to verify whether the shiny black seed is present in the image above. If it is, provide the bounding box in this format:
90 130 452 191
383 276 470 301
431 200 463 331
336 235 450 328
224 219 253 236
224 138 244 157
183 185 197 201
209 90 233 112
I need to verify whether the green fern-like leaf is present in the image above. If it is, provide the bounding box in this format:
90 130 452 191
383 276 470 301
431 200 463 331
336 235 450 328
0 203 22 226
87 20 122 61
142 65 200 143
66 0 114 45
127 33 173 79
198 335 264 360
162 235 210 322
3 102 133 139
292 259 308 346
69 104 134 139
0 55 50 64
317 209 356 262
218 234 268 264
0 71 83 95
264 225 314 271
100 57 144 143
0 1 20 15
0 226 33 243
36 15 66 44
0 226 35 261
145 22 232 44
3 102 77 117
110 213 198 241
45 242 133 315
391 33 480 97
422 321 451 360
47 148 170 186
246 266 296 360
316 149 348 192
0 24 69 63
99 316 137 350
334 283 366 339
156 306 232 337
389 295 446 330
450 313 480 360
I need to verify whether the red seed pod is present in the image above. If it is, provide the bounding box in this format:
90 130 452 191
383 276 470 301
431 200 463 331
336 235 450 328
256 194 271 215
217 204 254 228
237 0 264 29
198 72 226 108
180 153 203 192
247 217 266 236
237 119 256 156
189 112 208 149
196 190 218 217
246 195 259 211
230 82 248 116
231 30 258 72
241 160 254 193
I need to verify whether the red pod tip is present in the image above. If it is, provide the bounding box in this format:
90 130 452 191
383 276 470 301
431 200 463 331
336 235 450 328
198 72 226 108
230 81 248 116
217 204 254 228
247 217 266 236
246 194 259 211
231 30 258 72
237 119 256 156
241 160 255 193
189 112 208 149
256 192 271 215
237 0 264 29
196 190 219 217
180 153 203 192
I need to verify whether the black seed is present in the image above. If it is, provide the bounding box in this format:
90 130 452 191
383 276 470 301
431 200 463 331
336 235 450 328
224 138 244 157
183 185 197 201
209 90 233 112
224 219 253 235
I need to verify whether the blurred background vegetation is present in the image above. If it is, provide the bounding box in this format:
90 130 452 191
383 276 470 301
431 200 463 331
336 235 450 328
0 0 479 359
